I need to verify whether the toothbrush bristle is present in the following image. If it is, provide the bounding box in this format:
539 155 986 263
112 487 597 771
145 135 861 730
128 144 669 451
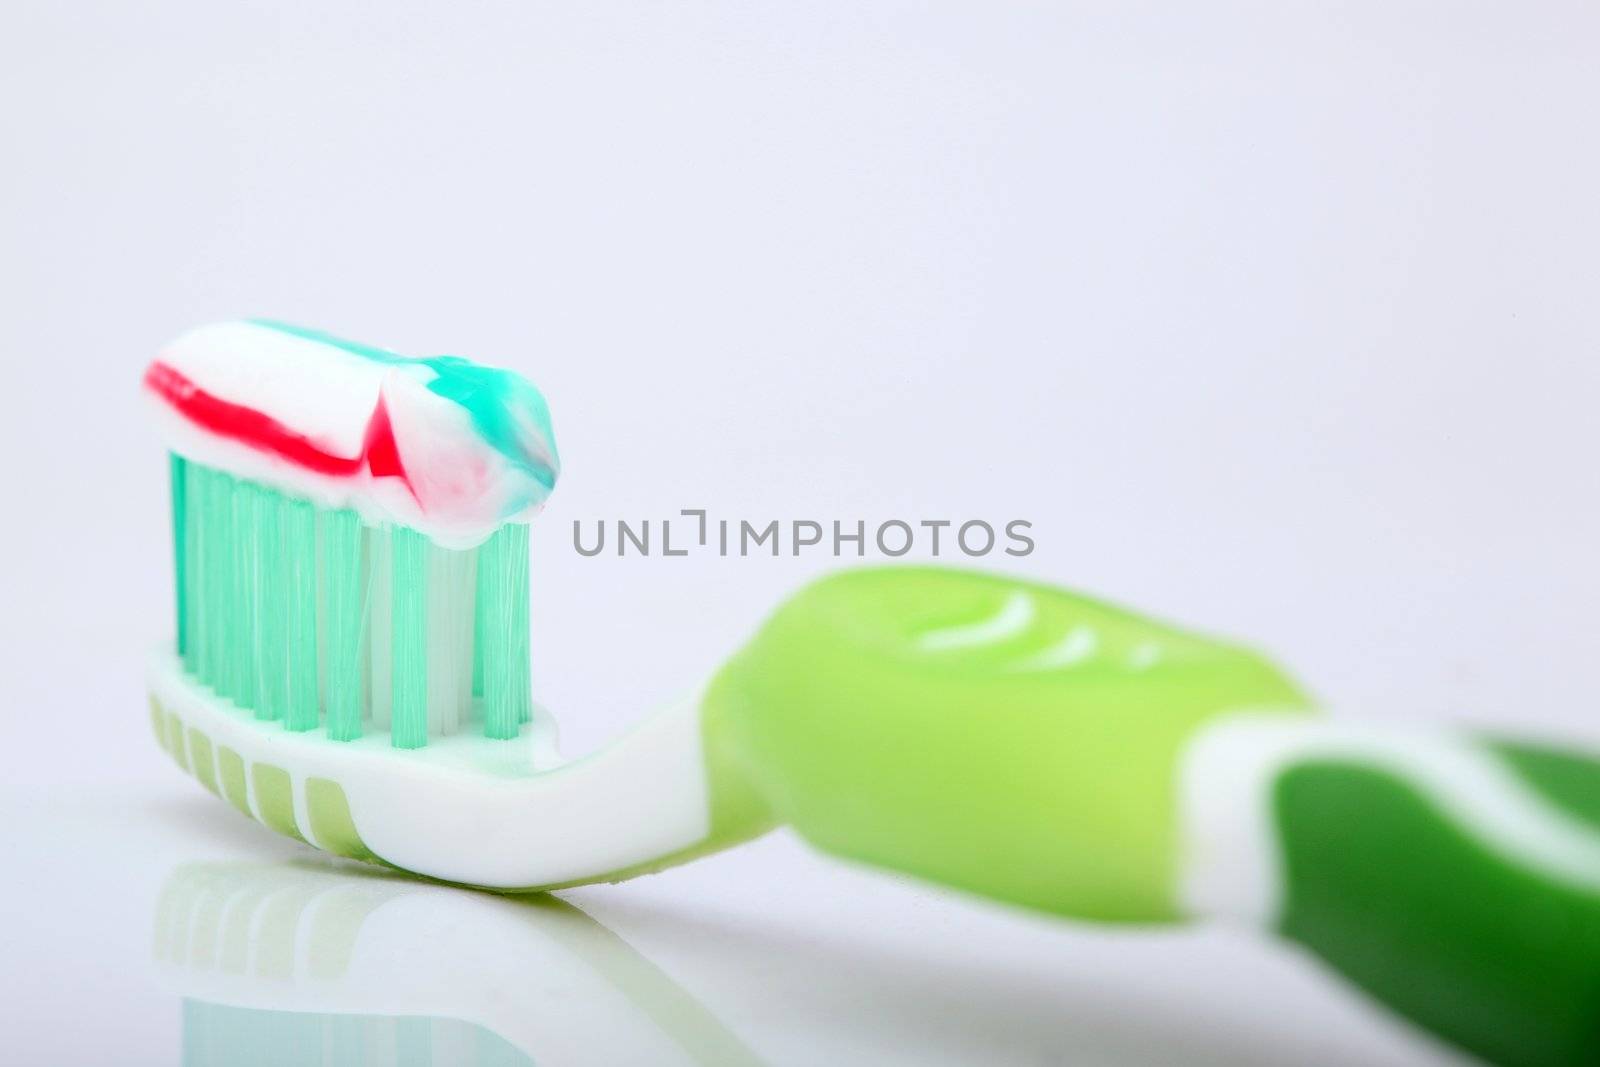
169 454 532 747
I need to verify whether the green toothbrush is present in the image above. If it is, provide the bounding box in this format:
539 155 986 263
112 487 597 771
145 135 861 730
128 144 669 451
145 322 1600 1067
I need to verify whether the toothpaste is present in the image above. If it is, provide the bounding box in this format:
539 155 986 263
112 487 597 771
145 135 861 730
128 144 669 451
144 320 560 548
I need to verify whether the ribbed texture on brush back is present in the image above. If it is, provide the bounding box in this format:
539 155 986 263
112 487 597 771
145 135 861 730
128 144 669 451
169 454 533 747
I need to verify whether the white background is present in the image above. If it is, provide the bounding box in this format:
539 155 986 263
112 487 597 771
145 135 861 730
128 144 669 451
2 3 1597 1064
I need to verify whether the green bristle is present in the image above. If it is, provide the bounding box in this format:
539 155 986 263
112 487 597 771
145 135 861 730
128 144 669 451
477 529 509 737
509 525 532 725
212 472 239 701
322 508 365 742
390 527 429 749
201 467 226 691
366 526 392 729
195 468 215 690
435 544 477 734
182 460 205 676
284 499 320 731
235 483 265 716
170 454 189 658
188 465 210 682
169 459 534 750
479 523 532 739
472 581 485 699
256 488 289 721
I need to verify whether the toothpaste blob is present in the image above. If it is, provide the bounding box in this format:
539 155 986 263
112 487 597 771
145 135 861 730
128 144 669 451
144 320 560 548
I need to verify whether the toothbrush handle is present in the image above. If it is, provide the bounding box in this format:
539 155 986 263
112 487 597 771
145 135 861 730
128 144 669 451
705 569 1600 1067
1208 731 1600 1067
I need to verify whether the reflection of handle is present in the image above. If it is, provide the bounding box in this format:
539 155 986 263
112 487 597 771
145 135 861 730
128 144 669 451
1198 729 1600 1067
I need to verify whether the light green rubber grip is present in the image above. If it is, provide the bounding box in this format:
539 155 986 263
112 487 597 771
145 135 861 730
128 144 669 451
701 566 1312 921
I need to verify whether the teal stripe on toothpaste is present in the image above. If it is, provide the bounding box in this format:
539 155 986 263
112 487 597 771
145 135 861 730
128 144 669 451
248 319 560 506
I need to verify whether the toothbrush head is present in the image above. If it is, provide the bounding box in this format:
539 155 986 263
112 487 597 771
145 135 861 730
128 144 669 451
144 322 768 890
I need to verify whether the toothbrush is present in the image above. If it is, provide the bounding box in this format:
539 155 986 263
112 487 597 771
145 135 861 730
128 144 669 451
145 321 1600 1067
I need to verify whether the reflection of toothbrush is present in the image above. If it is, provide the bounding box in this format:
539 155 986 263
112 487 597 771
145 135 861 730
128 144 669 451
154 862 761 1066
145 323 1600 1067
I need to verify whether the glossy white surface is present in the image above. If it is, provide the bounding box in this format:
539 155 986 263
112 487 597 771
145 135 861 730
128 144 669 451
6 780 1471 1066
